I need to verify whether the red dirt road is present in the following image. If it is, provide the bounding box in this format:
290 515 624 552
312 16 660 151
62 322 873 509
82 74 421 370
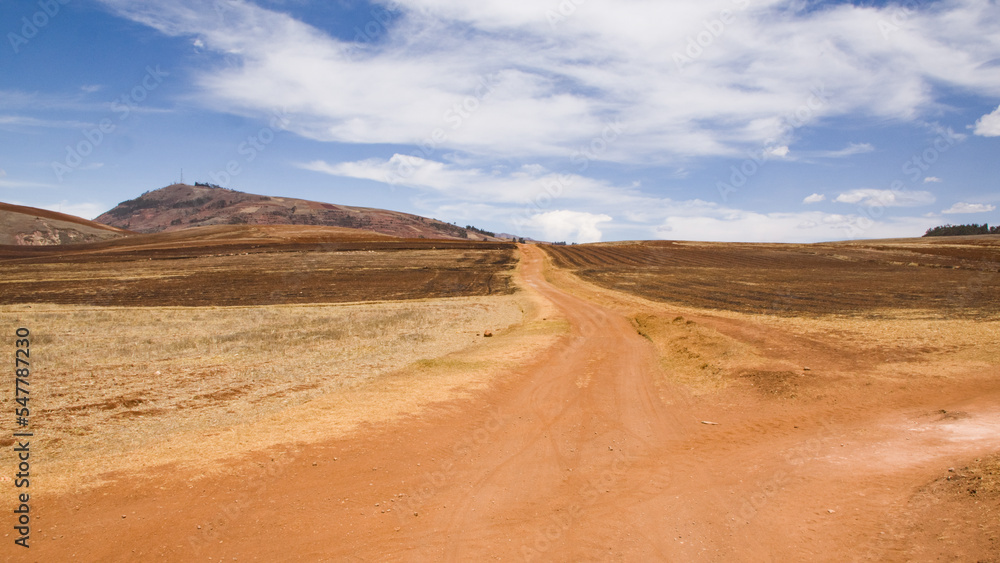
17 245 1000 561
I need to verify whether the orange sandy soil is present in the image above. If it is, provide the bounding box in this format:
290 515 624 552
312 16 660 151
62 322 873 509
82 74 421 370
5 243 1000 562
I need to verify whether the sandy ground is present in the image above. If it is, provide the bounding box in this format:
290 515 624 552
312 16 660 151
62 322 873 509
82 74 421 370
3 244 999 561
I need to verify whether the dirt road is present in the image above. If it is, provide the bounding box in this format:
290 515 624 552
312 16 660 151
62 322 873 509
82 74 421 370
19 245 1000 561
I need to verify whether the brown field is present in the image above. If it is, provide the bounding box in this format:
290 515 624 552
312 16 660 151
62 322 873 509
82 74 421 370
0 225 517 306
541 236 1000 317
2 232 999 562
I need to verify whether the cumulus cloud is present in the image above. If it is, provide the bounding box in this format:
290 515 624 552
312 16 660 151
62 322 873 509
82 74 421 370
834 189 935 207
942 202 996 214
530 210 612 243
923 176 942 183
973 105 1000 137
654 211 937 243
803 193 826 204
96 0 1000 162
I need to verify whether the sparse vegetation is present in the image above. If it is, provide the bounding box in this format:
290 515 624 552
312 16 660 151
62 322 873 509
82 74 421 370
107 195 161 218
0 295 526 492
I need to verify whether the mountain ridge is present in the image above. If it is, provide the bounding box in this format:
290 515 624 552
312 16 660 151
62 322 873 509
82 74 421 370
94 184 500 241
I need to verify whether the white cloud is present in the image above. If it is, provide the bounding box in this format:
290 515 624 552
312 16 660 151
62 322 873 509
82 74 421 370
0 115 92 129
942 202 996 214
654 211 936 243
973 105 1000 137
530 210 612 243
40 201 109 220
923 176 942 183
80 85 103 93
818 143 875 158
803 193 826 204
834 189 935 207
96 0 1000 162
298 155 627 205
0 178 58 189
765 145 790 158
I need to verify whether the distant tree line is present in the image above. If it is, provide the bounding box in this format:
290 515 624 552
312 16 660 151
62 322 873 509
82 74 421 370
465 224 496 238
923 223 1000 237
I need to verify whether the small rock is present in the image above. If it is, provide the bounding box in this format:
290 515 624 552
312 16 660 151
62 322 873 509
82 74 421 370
827 509 835 514
803 367 811 371
700 421 720 425
483 330 493 337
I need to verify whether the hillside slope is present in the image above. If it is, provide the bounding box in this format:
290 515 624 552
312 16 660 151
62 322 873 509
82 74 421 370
0 202 130 245
95 184 495 240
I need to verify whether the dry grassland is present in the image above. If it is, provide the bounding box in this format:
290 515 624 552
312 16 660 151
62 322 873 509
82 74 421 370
0 290 565 494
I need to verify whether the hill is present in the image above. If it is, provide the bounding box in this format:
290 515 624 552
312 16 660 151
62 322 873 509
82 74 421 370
0 201 130 245
94 183 498 240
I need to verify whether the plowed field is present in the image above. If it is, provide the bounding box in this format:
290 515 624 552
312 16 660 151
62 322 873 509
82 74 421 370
0 225 517 306
541 237 1000 317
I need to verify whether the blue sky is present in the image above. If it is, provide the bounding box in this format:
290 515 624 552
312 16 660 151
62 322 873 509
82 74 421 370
1 0 998 242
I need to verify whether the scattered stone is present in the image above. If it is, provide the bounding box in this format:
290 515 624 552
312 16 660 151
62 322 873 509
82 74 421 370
484 330 493 337
700 421 720 425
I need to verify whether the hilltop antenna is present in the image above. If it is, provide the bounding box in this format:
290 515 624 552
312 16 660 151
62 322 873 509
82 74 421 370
180 168 184 185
